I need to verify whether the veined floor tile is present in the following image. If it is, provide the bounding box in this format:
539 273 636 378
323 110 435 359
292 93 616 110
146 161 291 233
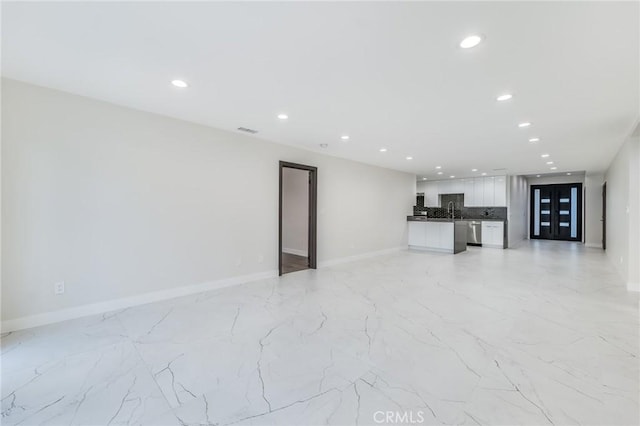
1 341 172 425
1 241 638 425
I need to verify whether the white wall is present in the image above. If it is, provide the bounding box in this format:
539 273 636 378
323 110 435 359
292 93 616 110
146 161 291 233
1 79 415 325
282 167 309 256
526 175 585 186
604 134 640 290
507 175 528 248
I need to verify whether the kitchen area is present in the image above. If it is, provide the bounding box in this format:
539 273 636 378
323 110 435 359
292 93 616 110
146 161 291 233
408 175 508 253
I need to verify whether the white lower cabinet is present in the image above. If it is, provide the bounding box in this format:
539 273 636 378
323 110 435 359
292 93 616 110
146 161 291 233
408 221 455 253
482 221 504 248
438 224 454 251
408 222 428 247
424 224 440 248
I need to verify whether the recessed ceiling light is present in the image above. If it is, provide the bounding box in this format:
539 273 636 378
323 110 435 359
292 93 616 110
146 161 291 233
546 161 554 165
406 156 413 160
319 143 328 148
422 177 427 180
450 175 455 178
518 122 531 128
171 79 188 88
541 154 550 158
529 138 540 143
437 172 443 175
379 148 387 152
496 94 512 101
341 135 350 141
277 114 289 120
566 172 571 175
435 166 442 169
471 168 478 172
481 172 487 176
536 175 541 177
550 167 557 170
460 35 483 49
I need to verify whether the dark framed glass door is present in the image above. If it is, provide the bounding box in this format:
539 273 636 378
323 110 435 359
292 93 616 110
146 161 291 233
530 183 582 241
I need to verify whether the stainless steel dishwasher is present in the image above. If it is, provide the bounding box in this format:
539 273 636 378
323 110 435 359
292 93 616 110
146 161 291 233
467 221 482 246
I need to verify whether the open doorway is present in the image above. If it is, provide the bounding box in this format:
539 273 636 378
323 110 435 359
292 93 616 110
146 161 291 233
279 161 317 275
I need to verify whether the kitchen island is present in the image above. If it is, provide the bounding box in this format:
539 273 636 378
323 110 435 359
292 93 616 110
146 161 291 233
407 216 467 254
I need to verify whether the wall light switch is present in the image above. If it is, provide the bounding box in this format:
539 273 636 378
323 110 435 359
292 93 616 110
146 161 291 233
54 281 65 295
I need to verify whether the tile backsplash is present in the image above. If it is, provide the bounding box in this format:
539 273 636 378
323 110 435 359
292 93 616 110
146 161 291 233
413 198 507 220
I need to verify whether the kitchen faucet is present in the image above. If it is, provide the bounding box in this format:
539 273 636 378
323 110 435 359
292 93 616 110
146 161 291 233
447 201 455 220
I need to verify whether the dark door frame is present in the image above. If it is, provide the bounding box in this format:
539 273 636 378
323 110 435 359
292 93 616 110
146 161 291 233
279 161 317 276
530 183 583 241
602 182 606 250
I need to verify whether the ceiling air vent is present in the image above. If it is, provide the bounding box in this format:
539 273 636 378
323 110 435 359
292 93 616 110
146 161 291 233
237 127 258 134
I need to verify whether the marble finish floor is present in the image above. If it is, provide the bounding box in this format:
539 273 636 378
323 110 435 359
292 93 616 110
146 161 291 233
2 241 638 425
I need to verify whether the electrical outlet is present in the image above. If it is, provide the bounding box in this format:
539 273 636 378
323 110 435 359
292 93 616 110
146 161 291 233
54 281 65 295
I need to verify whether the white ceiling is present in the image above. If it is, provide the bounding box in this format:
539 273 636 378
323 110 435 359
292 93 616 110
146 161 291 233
2 1 638 179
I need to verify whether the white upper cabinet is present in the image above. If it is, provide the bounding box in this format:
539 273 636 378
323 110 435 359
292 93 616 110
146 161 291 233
483 176 495 206
438 179 463 195
451 179 464 194
463 179 475 206
493 176 507 207
419 175 506 207
473 177 485 206
424 181 439 206
438 180 453 195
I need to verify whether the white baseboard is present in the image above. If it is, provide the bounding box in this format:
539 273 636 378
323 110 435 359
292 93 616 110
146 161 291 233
408 245 453 254
318 246 405 268
1 269 278 333
585 242 603 249
482 244 505 249
506 237 527 249
282 247 308 257
1 246 409 332
628 281 640 292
